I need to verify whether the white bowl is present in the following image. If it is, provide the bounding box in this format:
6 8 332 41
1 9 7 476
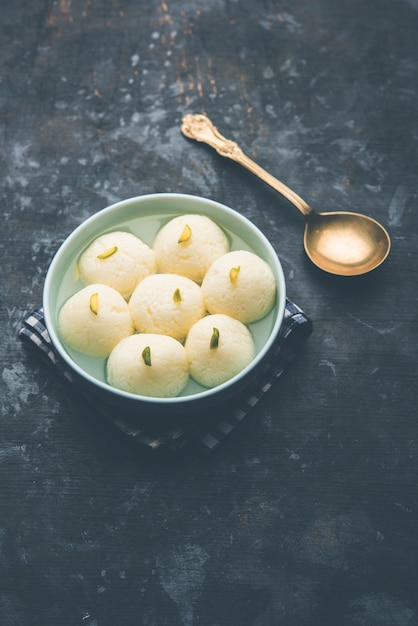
43 193 286 419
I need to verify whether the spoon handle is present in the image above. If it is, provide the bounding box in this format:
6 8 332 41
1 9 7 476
181 114 312 217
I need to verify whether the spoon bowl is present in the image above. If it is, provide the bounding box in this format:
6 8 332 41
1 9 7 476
304 210 391 276
181 114 391 276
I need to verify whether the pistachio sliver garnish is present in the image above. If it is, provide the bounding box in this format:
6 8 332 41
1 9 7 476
178 224 192 243
97 245 118 259
229 265 241 284
210 327 220 350
142 346 152 366
173 288 182 303
89 292 99 315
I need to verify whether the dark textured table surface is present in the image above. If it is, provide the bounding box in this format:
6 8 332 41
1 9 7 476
1 1 417 624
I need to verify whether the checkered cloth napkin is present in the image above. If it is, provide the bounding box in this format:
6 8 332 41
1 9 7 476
19 298 312 457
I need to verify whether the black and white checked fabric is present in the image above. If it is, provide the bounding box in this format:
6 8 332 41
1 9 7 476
19 299 312 456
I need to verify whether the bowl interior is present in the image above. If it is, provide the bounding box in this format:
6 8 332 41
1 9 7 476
43 193 286 405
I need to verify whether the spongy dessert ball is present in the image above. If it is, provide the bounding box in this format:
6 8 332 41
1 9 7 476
129 273 206 342
201 250 276 324
153 214 230 283
107 333 189 398
185 314 255 388
78 230 157 299
58 284 134 358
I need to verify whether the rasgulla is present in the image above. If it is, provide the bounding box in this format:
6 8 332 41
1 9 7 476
58 283 134 358
107 333 189 398
201 250 276 324
184 313 255 388
153 214 229 283
78 230 156 299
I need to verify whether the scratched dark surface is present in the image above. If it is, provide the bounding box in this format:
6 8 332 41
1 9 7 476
1 0 418 624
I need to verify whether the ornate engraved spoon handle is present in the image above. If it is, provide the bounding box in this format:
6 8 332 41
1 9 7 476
181 114 312 217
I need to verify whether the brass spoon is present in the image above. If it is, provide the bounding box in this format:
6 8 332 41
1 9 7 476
181 114 391 276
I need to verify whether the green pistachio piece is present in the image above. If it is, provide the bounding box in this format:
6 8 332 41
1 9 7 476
97 245 118 259
229 265 240 284
178 224 192 243
142 346 152 366
89 292 99 315
210 327 220 350
173 288 182 303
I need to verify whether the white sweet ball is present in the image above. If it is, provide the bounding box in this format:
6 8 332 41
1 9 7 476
107 333 189 398
58 284 134 358
153 214 230 283
78 230 157 299
129 273 206 342
184 313 255 388
201 250 276 324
